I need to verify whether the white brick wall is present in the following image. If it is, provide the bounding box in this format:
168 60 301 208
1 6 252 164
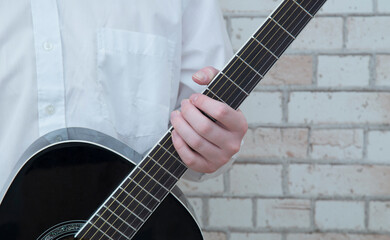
369 201 390 231
177 0 390 239
376 55 390 86
317 56 370 87
315 201 365 230
347 17 390 50
257 199 311 228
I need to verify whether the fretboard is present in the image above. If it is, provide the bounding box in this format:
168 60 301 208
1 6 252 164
76 0 327 239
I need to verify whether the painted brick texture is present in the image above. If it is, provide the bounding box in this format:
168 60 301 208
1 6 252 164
177 0 390 239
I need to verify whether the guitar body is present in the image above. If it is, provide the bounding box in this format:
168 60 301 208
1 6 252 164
0 128 203 240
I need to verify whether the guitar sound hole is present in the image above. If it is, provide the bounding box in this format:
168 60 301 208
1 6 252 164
37 220 85 240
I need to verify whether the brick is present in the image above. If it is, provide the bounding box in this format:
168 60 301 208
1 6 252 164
231 233 282 240
290 17 343 51
219 0 281 14
289 164 390 196
209 198 253 227
257 199 311 228
310 129 363 160
230 17 266 51
315 201 365 230
203 232 227 240
376 55 390 86
187 198 203 226
287 234 390 240
237 128 308 159
369 201 390 231
261 55 313 86
367 131 390 163
229 164 283 196
240 92 283 125
288 92 390 124
177 175 224 195
319 0 373 14
377 0 390 13
347 17 390 50
317 56 370 87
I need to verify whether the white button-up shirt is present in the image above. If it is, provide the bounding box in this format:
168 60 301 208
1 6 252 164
0 0 232 189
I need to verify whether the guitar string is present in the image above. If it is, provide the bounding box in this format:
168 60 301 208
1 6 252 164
82 5 287 236
109 0 315 237
206 0 309 108
205 0 290 102
87 1 312 238
92 139 186 240
80 1 318 239
96 0 316 238
100 140 185 239
82 132 184 239
216 0 314 108
83 1 308 238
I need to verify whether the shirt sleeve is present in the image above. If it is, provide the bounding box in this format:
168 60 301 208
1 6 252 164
178 0 235 182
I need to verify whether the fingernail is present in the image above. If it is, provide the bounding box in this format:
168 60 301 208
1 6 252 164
193 70 207 82
190 94 199 104
171 110 180 119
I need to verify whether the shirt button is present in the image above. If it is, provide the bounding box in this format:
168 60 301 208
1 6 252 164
46 105 55 115
43 41 54 51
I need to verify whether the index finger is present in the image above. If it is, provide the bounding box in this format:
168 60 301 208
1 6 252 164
189 93 247 132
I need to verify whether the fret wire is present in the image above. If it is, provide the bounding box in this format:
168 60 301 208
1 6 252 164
157 135 190 176
96 213 128 239
146 154 179 181
206 88 226 102
110 139 175 219
208 74 248 108
214 23 286 101
204 88 225 103
236 54 264 78
251 36 279 60
80 2 326 240
270 16 296 39
217 0 309 107
273 0 313 39
156 143 187 169
108 192 145 225
222 1 303 101
156 134 189 177
146 145 186 182
108 188 151 237
293 0 314 17
220 72 250 96
109 190 150 234
137 167 171 193
90 221 115 240
208 16 276 104
297 0 327 15
106 147 178 231
208 2 290 107
87 158 159 239
254 0 288 40
103 205 138 231
102 7 290 240
116 189 152 213
94 158 165 239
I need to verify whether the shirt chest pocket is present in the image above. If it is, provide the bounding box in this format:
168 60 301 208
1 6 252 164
97 28 175 153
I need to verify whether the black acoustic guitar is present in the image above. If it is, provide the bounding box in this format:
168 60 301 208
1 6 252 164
0 1 326 239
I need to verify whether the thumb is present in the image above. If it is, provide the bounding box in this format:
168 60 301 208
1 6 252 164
192 66 220 85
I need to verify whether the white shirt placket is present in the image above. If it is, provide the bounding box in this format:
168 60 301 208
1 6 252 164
31 0 66 136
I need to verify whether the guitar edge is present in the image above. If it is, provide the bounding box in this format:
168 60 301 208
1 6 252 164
0 128 203 240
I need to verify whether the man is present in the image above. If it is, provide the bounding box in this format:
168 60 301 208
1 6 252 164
0 0 247 190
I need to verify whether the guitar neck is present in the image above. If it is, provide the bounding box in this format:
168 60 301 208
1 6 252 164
76 0 327 239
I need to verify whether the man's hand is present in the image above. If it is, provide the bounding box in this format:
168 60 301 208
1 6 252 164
170 66 248 173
